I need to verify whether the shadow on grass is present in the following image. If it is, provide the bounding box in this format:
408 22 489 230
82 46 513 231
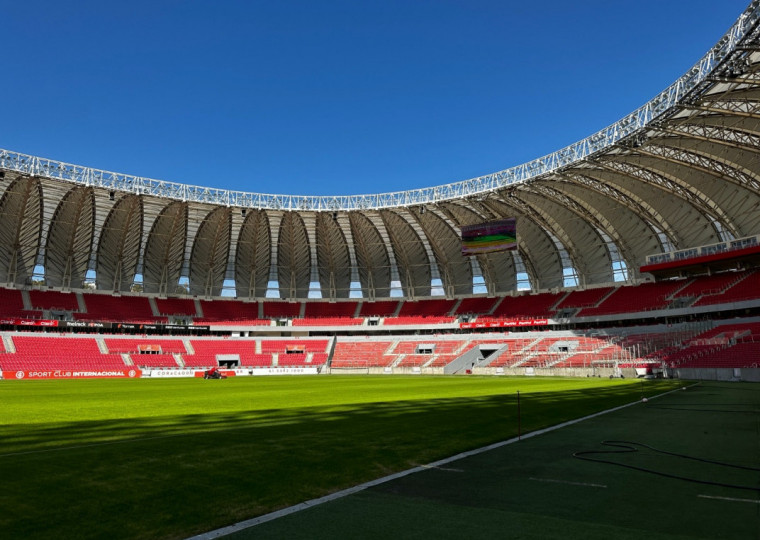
0 381 677 540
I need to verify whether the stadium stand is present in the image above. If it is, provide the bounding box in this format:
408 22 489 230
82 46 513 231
692 270 760 306
186 339 266 368
1 336 126 370
671 273 741 300
196 299 265 325
28 290 80 312
485 291 564 320
554 287 613 311
329 340 394 368
78 294 159 323
454 296 498 316
303 301 358 318
129 354 181 368
578 280 686 317
0 288 39 319
358 301 399 317
104 338 187 354
397 299 457 317
261 302 302 319
155 298 196 317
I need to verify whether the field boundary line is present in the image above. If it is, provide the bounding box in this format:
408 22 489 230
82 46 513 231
186 382 694 540
698 494 760 504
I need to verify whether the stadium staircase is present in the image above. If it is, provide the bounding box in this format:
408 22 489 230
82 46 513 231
148 297 160 317
76 293 87 313
173 353 185 367
20 290 32 311
443 343 509 374
2 334 15 353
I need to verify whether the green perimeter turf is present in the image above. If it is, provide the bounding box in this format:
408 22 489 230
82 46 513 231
234 381 760 540
0 375 681 539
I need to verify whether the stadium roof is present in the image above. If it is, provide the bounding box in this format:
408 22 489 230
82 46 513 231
2 1 760 299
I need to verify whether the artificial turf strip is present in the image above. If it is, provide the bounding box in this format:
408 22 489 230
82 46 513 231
0 376 681 539
236 381 760 540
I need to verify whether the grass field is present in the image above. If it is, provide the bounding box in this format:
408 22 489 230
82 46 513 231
239 380 760 540
0 376 685 539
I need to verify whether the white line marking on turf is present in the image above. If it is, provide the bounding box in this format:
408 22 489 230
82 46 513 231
420 464 464 473
530 477 606 488
185 383 696 540
698 495 760 504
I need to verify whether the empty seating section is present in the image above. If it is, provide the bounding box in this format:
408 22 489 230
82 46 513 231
358 301 399 317
186 339 263 367
197 300 263 325
677 342 760 368
296 302 361 326
79 294 158 323
303 302 358 318
486 336 623 368
397 299 457 317
2 336 125 370
332 339 469 369
0 288 35 318
104 338 187 353
693 271 760 306
330 341 393 368
652 322 760 368
262 302 301 319
389 341 424 354
260 340 329 353
292 317 362 326
455 297 498 315
28 290 80 311
672 274 738 299
578 281 685 316
277 352 327 366
155 298 196 316
385 298 458 324
129 354 179 368
293 301 364 326
554 287 612 310
485 292 564 320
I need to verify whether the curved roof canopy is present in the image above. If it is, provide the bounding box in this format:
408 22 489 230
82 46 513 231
2 1 760 299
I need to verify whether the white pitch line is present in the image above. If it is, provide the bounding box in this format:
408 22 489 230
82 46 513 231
698 494 760 504
530 477 607 488
420 464 464 473
185 383 696 540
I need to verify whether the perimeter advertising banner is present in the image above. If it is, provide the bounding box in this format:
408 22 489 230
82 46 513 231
460 319 549 329
5 369 142 380
461 218 516 255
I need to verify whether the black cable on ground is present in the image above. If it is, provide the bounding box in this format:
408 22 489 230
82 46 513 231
573 440 760 492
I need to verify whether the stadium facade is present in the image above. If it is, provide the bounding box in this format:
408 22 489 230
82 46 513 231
1 3 760 301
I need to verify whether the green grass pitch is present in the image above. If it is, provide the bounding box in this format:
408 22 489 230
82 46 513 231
0 376 699 539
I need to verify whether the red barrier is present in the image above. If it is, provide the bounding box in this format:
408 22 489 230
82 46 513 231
3 369 142 380
0 318 59 327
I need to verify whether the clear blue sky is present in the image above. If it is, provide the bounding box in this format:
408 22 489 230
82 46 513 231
2 0 750 196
